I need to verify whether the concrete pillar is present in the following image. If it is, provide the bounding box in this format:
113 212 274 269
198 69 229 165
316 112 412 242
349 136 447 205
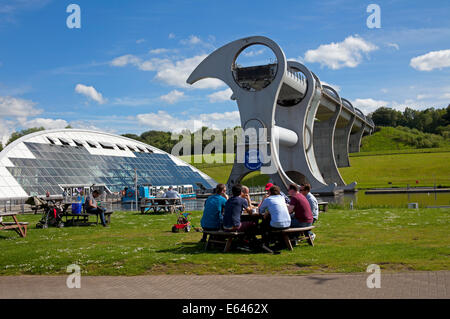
349 123 366 153
313 102 346 187
334 115 355 167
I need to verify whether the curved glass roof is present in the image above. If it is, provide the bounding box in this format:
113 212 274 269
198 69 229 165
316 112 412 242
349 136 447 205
0 129 216 199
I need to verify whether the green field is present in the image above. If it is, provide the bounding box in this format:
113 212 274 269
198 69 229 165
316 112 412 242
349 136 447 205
341 151 450 189
1 208 448 276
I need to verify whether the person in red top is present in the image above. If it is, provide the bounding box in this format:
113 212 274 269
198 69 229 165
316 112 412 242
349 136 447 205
287 184 315 240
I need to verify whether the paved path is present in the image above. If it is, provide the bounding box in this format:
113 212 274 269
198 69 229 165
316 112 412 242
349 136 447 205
0 272 448 299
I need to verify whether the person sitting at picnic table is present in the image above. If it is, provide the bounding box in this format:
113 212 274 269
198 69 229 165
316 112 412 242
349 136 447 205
301 183 319 224
288 184 314 241
260 183 290 207
200 183 228 242
223 184 255 232
259 185 292 246
163 186 180 199
156 186 165 198
85 190 107 227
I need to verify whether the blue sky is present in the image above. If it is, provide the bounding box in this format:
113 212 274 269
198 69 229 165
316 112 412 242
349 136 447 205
0 0 449 143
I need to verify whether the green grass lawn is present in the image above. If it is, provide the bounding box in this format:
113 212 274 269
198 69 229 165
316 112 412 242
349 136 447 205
1 208 448 276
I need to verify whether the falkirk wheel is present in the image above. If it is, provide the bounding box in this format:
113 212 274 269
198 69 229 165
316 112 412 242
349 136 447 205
187 36 374 195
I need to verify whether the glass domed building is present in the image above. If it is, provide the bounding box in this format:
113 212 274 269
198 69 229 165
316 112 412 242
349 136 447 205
0 129 217 199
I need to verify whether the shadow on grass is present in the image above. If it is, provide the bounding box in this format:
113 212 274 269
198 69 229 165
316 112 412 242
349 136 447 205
156 241 263 255
130 211 172 216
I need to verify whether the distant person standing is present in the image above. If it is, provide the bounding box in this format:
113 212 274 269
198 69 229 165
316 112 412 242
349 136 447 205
301 184 319 223
163 186 180 199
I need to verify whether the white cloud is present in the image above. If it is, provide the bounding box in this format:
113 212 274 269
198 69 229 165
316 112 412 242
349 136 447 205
110 53 224 89
20 118 68 129
112 97 153 106
110 54 141 67
304 35 378 70
149 48 171 54
387 43 400 50
410 49 450 71
136 110 240 132
244 49 265 57
0 95 41 117
154 55 224 89
351 92 450 114
75 84 106 104
136 39 145 44
351 98 389 113
0 118 15 145
168 33 176 39
180 35 201 45
160 90 184 104
207 88 233 102
416 94 430 100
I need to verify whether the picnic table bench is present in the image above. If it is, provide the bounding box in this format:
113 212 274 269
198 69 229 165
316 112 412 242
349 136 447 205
140 198 185 214
62 203 113 226
0 212 28 237
318 202 328 212
202 230 246 252
271 226 316 250
63 211 113 226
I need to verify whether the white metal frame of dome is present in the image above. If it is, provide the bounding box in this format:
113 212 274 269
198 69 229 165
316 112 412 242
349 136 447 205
187 36 374 194
0 129 216 199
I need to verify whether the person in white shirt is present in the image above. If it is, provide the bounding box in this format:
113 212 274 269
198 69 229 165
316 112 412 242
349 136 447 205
163 186 181 199
156 187 165 198
301 184 319 223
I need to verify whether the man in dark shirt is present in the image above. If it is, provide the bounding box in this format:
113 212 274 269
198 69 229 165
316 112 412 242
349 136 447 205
287 184 314 239
85 190 107 227
223 184 254 232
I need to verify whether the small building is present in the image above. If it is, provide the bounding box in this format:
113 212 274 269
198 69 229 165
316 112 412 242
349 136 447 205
0 129 216 199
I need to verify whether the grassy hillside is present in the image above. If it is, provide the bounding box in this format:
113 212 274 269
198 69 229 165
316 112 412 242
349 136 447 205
340 151 450 188
360 126 450 152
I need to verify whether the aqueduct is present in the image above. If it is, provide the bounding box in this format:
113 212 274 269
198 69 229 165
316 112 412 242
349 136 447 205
187 36 374 195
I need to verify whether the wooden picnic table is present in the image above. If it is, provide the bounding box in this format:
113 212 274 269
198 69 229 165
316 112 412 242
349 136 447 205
140 198 185 214
61 202 113 226
0 212 28 237
203 206 316 252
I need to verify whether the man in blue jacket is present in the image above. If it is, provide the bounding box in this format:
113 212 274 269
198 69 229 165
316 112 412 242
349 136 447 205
200 184 228 242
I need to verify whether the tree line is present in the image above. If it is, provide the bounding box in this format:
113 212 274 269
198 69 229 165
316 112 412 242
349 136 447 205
370 105 450 138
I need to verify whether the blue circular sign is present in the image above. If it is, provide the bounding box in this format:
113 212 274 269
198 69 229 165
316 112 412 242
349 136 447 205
245 149 263 171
